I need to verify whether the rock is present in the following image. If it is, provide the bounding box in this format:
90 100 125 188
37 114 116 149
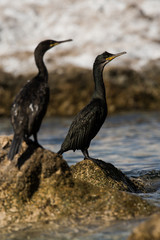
0 135 73 227
71 159 140 192
0 136 73 200
1 62 160 117
128 213 160 240
0 136 158 231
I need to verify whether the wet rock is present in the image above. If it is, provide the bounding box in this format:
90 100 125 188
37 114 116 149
0 136 72 200
128 213 160 240
1 62 160 117
0 136 158 230
71 159 140 192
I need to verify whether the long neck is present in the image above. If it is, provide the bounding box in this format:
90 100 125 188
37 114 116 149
92 63 106 100
34 48 48 80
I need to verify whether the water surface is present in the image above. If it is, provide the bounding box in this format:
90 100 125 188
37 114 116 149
0 111 160 240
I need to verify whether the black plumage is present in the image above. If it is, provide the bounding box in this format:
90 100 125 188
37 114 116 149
58 51 126 159
8 39 72 160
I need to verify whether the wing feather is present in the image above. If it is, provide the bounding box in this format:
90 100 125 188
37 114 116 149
11 76 49 137
61 98 107 151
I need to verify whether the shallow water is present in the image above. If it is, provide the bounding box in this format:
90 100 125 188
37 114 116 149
0 111 160 240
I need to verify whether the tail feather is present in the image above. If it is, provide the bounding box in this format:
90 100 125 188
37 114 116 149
57 149 63 155
8 135 22 160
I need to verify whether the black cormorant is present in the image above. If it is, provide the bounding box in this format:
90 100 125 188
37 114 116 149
8 39 72 160
58 51 126 159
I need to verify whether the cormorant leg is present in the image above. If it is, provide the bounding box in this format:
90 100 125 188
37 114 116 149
33 133 42 148
24 136 33 145
82 149 98 161
82 149 89 159
81 149 93 160
33 133 38 144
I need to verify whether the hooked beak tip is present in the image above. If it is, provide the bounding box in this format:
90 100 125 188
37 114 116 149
116 51 127 57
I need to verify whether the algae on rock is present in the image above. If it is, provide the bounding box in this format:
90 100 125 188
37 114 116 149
0 136 158 230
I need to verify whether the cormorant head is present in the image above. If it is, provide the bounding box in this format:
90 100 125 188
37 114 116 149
35 39 72 55
95 51 126 67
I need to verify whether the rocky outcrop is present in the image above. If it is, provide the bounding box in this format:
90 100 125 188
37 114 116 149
1 60 160 117
128 213 160 240
71 159 140 192
0 135 158 232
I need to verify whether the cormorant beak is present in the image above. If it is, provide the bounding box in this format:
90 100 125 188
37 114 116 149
49 39 72 48
58 39 73 44
106 51 127 62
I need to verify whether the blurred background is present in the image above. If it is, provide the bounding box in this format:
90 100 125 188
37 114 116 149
0 1 160 240
0 0 160 117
